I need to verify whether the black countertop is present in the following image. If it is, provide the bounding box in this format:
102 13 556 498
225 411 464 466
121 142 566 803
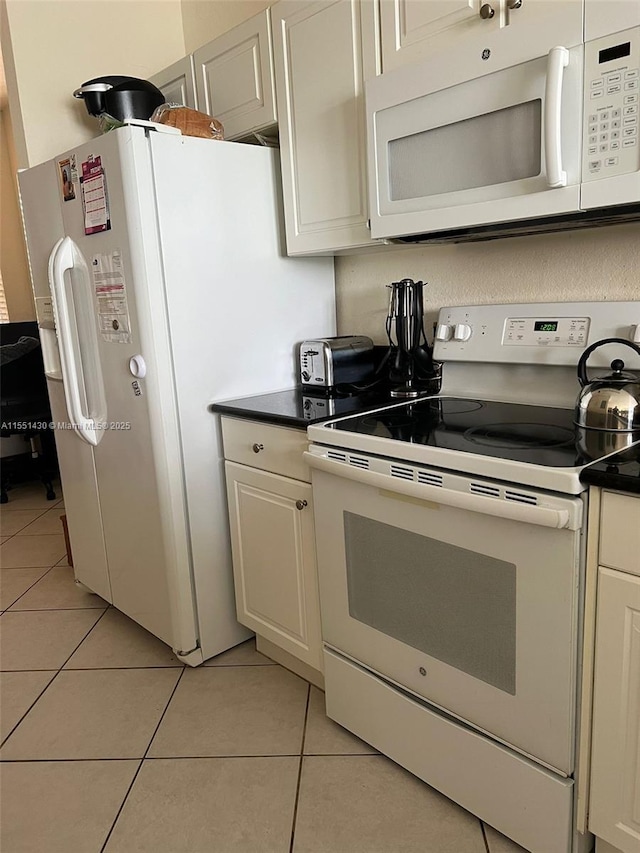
211 389 640 495
210 387 409 428
579 450 640 494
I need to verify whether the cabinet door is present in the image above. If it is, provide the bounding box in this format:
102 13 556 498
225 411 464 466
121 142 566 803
585 0 640 42
589 567 640 853
193 9 277 141
150 56 198 109
225 462 323 671
272 0 379 255
380 0 582 75
380 0 500 73
600 491 640 576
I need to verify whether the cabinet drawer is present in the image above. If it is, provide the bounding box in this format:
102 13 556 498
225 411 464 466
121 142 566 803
599 491 640 576
221 417 309 482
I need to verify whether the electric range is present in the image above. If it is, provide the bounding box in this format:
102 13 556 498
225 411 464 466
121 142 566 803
305 301 640 853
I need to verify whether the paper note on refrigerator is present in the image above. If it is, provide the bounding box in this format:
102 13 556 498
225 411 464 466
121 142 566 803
81 155 111 234
91 250 132 343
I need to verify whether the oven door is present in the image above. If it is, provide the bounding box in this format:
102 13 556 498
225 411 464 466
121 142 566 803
366 44 583 239
308 450 584 776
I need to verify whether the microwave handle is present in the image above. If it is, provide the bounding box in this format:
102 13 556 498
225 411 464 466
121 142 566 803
545 46 570 188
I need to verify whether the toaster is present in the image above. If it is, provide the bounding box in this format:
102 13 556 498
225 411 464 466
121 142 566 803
299 336 375 391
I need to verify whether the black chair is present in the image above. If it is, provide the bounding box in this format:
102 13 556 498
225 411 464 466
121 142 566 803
1 321 58 503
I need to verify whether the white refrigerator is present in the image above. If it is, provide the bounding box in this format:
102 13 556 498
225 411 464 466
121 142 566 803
18 124 335 665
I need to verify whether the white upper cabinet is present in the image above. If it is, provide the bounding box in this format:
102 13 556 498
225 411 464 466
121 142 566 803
380 0 500 71
380 0 584 74
585 0 640 41
192 9 277 141
150 56 198 109
272 0 380 255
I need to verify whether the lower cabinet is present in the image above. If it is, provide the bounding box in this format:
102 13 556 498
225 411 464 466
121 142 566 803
221 417 323 678
588 490 640 853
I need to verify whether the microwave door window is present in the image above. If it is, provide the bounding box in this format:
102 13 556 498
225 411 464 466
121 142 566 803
388 100 542 200
343 512 517 695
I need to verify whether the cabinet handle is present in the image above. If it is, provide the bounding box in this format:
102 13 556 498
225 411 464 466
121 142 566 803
252 443 264 453
507 0 522 8
295 499 308 510
479 3 495 18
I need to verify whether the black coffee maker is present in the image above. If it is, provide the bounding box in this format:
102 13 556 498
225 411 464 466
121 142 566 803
73 75 165 123
385 278 436 398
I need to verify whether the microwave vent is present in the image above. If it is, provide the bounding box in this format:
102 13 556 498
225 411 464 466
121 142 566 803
392 204 640 245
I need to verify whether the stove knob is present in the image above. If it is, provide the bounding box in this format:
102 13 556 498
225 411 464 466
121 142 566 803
630 323 640 344
453 323 472 342
435 323 453 341
301 370 311 382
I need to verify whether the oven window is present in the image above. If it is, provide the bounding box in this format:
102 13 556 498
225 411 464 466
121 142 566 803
388 99 542 200
344 512 517 694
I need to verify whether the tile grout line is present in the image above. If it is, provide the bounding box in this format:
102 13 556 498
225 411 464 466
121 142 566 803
1 511 65 540
1 566 56 612
480 820 491 853
0 750 382 763
288 682 311 853
0 596 110 748
0 751 316 763
99 666 187 853
2 605 108 615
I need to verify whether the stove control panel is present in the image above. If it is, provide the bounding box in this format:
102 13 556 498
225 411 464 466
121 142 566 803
502 316 591 347
434 301 640 367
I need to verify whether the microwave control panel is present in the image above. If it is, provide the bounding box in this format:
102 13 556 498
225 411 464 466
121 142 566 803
583 26 639 181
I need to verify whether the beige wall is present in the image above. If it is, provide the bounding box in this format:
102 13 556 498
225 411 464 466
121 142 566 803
181 0 271 52
0 108 34 320
2 0 186 168
336 224 640 342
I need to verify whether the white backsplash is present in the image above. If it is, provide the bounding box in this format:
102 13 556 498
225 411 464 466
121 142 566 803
335 222 640 343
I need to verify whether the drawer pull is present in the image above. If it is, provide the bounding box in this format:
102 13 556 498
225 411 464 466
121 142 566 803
296 499 308 511
252 443 264 453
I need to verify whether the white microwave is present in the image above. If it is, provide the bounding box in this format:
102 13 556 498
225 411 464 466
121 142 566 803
366 26 640 242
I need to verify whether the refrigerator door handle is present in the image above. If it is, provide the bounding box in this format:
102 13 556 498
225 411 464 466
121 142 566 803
48 237 108 446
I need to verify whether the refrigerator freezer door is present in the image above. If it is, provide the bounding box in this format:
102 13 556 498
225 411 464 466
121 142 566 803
18 162 111 602
46 379 113 602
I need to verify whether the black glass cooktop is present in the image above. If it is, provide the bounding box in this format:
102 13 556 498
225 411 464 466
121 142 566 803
327 396 640 469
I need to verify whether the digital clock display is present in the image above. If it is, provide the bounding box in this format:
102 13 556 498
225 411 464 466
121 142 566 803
534 321 558 332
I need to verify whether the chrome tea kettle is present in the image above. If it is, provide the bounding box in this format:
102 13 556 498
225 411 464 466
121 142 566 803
574 337 640 432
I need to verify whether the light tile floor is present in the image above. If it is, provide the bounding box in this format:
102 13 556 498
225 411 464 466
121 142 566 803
0 481 528 852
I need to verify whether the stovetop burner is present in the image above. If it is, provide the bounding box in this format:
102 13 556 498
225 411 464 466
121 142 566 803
464 422 576 451
327 397 596 468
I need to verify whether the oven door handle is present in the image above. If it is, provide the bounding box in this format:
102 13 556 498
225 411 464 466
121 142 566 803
305 452 578 530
